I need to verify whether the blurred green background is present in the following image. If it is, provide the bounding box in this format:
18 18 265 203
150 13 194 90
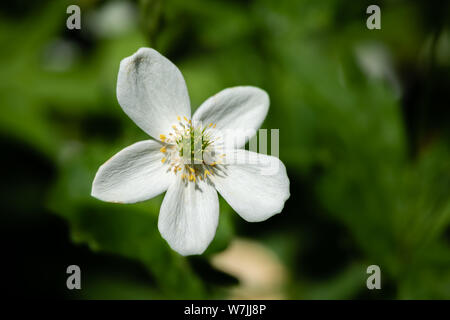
0 0 449 299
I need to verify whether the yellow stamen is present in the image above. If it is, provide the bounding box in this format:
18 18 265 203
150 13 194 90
213 124 217 128
209 123 213 127
189 167 195 173
177 116 181 121
160 146 167 153
204 170 211 178
161 157 167 164
183 116 188 122
159 134 166 141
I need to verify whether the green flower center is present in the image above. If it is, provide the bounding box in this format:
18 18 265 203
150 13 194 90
176 126 212 164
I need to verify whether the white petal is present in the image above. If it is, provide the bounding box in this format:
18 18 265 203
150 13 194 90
158 178 219 256
117 48 191 140
92 140 174 203
212 149 290 222
192 86 269 149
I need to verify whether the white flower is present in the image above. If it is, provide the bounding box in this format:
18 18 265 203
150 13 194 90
91 48 290 256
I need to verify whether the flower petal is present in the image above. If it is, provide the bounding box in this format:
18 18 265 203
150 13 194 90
158 178 219 256
117 48 191 140
91 140 174 203
192 86 269 149
212 149 290 222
